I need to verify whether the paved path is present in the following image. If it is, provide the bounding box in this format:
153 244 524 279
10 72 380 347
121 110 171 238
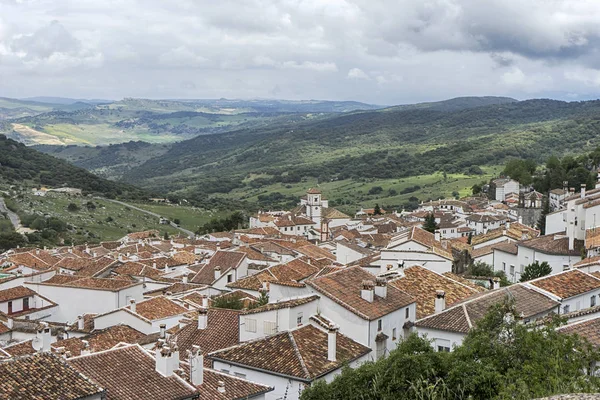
0 197 21 230
99 198 196 237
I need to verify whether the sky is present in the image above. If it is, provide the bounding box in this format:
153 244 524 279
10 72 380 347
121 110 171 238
1 0 600 105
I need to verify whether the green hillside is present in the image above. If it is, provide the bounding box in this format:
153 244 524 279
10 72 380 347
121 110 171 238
0 135 147 199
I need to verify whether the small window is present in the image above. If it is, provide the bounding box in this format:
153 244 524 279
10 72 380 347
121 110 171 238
297 312 303 326
234 372 246 379
510 265 515 276
23 297 29 310
264 321 277 335
377 319 382 331
437 346 450 352
502 262 506 272
405 307 410 319
221 369 229 374
227 274 233 283
592 295 597 307
244 318 257 333
563 264 570 271
563 305 570 314
392 328 397 340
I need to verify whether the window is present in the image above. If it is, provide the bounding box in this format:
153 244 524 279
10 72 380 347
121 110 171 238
244 318 257 333
227 274 233 283
510 265 515 276
23 297 29 310
264 321 277 335
377 319 382 331
234 372 246 379
563 264 570 271
392 328 397 340
563 305 570 314
436 339 451 352
297 312 303 326
221 369 229 374
7 301 12 314
437 345 451 352
502 262 506 272
405 307 410 319
592 295 597 307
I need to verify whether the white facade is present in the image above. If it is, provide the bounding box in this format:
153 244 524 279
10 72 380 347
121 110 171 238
380 249 453 275
495 180 520 202
24 282 144 323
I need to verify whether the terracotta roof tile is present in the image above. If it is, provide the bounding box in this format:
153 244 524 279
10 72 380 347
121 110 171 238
0 286 36 302
243 295 319 315
416 285 559 333
389 266 482 319
52 325 146 356
209 325 370 381
68 344 198 400
0 353 105 400
529 270 600 299
307 266 415 320
558 316 600 347
131 296 188 320
196 368 273 400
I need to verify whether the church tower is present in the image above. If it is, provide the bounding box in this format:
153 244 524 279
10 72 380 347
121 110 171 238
306 188 322 225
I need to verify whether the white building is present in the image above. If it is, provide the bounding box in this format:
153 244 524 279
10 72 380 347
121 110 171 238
493 178 520 202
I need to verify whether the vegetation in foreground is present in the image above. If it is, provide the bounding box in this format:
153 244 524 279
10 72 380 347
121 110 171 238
301 300 600 400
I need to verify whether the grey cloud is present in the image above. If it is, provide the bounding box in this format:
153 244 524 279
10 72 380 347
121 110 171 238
11 20 80 59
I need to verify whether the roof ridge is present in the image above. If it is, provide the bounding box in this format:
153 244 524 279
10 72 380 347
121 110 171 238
288 330 311 380
462 304 473 329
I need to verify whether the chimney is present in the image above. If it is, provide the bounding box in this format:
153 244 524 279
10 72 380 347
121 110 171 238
327 323 338 362
569 221 575 251
155 343 176 377
35 322 51 353
214 266 221 280
188 345 204 386
153 262 157 268
492 277 500 290
434 231 441 241
518 216 523 225
596 170 600 189
130 299 136 313
201 295 209 309
77 315 84 331
182 273 189 284
506 221 510 230
6 318 13 330
198 308 208 330
159 323 166 339
374 277 387 299
570 187 575 196
434 290 446 314
81 340 91 356
361 280 375 303
581 184 587 199
217 381 226 394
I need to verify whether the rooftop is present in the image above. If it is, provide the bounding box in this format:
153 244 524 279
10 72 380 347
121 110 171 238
528 270 600 300
209 324 370 382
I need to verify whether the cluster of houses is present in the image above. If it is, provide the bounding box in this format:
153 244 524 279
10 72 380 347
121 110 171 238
4 184 600 399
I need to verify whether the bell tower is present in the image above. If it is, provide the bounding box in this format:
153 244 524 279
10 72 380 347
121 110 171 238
306 188 322 225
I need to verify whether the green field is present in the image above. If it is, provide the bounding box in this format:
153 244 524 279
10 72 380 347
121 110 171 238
129 202 229 231
212 166 501 213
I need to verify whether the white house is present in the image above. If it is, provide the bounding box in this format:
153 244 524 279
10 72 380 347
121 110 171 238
525 270 600 314
493 178 520 202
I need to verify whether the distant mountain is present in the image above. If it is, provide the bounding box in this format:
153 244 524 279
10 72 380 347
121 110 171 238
0 135 147 199
22 97 112 105
112 98 600 197
383 96 518 112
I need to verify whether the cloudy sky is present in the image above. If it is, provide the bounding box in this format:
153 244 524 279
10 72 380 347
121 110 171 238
1 0 600 105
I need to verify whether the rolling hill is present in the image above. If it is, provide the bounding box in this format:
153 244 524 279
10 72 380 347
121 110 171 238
0 135 148 199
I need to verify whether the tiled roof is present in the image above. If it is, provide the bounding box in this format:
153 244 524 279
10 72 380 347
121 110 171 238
558 316 600 348
574 256 600 268
113 261 164 279
126 230 160 240
295 244 335 261
0 353 105 400
0 286 36 302
68 344 199 400
322 207 350 220
442 273 487 293
52 325 146 356
209 325 370 382
243 295 319 315
145 282 207 297
197 368 273 400
132 296 188 320
190 251 246 285
3 339 36 357
7 253 50 269
307 266 415 320
173 308 241 365
234 246 277 262
415 285 559 333
389 266 482 319
35 275 141 292
528 270 600 299
471 240 510 258
492 241 519 255
518 233 584 256
586 229 600 249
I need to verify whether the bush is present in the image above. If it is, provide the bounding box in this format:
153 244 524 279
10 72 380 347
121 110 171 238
368 186 383 195
67 203 80 212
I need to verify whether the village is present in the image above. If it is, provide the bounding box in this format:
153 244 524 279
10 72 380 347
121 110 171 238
1 176 600 400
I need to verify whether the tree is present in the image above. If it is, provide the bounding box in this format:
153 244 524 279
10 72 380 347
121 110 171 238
452 190 460 199
373 203 382 215
467 232 473 244
212 295 244 310
368 186 383 195
173 218 181 225
67 203 80 212
423 213 438 233
466 261 494 277
536 196 550 235
519 261 552 282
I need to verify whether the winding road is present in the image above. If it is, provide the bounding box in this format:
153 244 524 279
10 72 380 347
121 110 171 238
0 197 21 230
98 198 196 238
